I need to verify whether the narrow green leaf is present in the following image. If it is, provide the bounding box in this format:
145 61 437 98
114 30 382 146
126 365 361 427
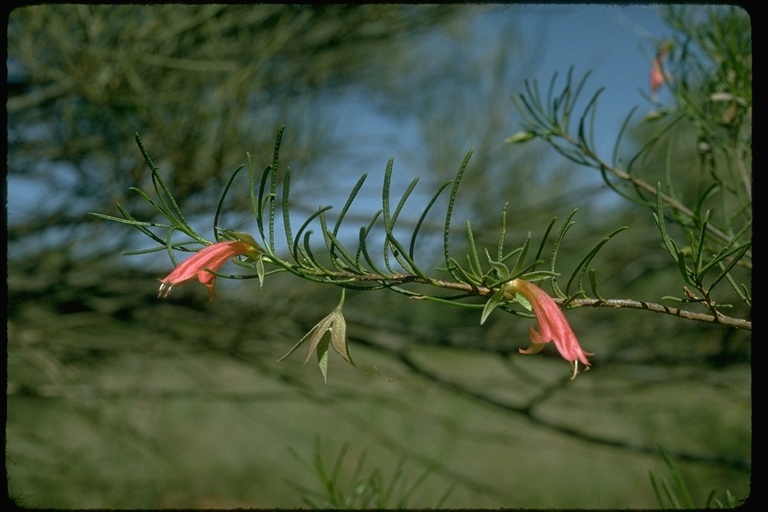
381 158 395 273
330 173 368 266
509 269 556 284
534 216 557 262
660 445 695 509
691 211 711 278
293 206 333 263
134 133 157 172
649 472 665 508
708 242 751 291
356 210 382 269
444 149 474 280
480 287 506 325
465 220 483 276
612 106 639 167
213 164 246 241
381 158 394 225
302 230 334 274
589 268 607 302
316 335 330 384
121 245 169 256
254 162 272 245
282 166 294 252
392 177 419 225
697 219 752 278
141 181 177 230
676 250 695 286
447 257 482 286
93 208 173 248
162 227 183 267
568 69 593 119
358 220 387 275
150 165 194 236
324 231 362 273
334 174 367 236
484 248 510 281
510 233 532 275
576 86 603 153
705 490 718 508
384 174 421 274
269 126 286 250
549 210 578 297
515 292 532 312
256 257 265 289
566 226 628 296
546 70 561 121
661 478 682 509
410 180 452 260
497 202 509 261
386 233 431 280
247 151 259 230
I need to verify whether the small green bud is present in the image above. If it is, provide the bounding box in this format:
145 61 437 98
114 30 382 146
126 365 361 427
504 131 536 144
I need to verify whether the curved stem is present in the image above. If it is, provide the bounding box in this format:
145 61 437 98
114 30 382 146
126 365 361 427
256 265 752 331
560 132 752 267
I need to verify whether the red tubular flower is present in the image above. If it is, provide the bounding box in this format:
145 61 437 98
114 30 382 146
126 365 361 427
158 240 261 303
505 278 594 379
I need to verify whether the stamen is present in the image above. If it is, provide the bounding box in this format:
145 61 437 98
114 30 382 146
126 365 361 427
158 282 173 299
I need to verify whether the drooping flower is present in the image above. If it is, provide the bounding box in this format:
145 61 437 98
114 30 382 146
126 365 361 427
650 41 673 98
650 58 665 95
504 278 593 379
158 240 262 302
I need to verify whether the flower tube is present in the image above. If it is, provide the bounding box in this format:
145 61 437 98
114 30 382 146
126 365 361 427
158 240 261 302
504 278 593 379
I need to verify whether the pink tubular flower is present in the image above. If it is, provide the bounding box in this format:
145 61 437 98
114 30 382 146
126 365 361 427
650 41 673 97
504 278 593 379
650 58 665 95
158 240 262 303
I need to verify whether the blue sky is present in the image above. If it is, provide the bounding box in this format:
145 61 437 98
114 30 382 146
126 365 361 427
307 4 676 219
7 5 677 236
322 4 674 164
525 4 675 147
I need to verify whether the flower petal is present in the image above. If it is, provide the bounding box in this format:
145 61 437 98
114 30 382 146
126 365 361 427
158 240 261 302
506 279 594 375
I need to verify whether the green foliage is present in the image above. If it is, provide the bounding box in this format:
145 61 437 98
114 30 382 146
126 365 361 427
9 5 752 509
91 5 751 389
653 186 752 308
286 439 452 509
277 289 355 383
8 5 463 252
650 446 740 509
93 125 629 379
509 4 751 326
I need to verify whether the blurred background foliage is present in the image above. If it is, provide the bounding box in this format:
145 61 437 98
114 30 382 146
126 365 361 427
7 4 750 509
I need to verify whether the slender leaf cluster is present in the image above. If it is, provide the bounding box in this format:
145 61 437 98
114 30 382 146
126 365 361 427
93 7 751 382
92 125 634 378
650 445 740 509
95 125 625 309
286 439 453 509
507 5 751 325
